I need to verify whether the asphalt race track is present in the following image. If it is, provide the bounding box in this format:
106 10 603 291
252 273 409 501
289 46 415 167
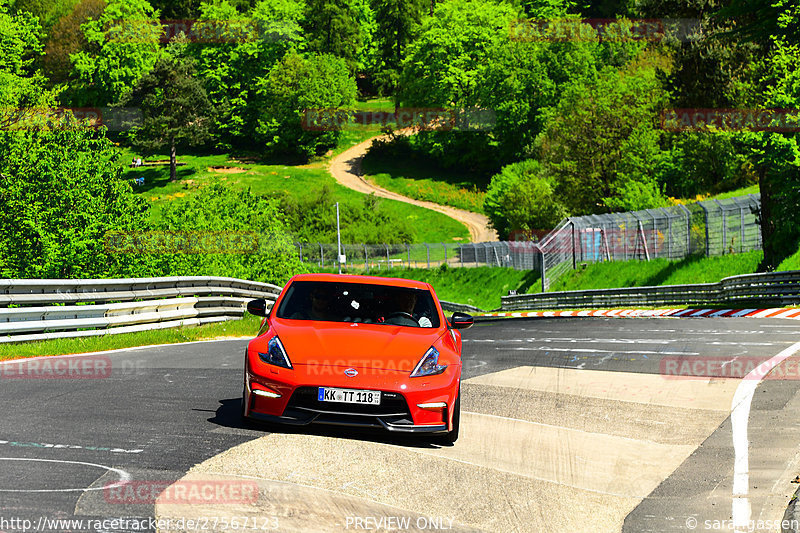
2 317 800 532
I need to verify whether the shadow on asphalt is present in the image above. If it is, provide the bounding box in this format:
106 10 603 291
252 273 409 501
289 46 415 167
207 398 453 449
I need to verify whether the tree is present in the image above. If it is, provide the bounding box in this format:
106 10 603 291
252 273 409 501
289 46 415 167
69 0 162 106
42 0 105 85
536 60 669 214
124 40 213 181
256 51 356 160
370 0 424 92
303 0 362 69
189 0 306 148
0 124 149 278
0 0 55 124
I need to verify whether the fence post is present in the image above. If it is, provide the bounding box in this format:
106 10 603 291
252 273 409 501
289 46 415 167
698 201 710 256
540 246 547 292
385 244 390 269
425 243 430 268
406 244 411 268
460 244 463 268
363 243 368 270
571 219 577 270
678 204 691 256
442 242 447 265
740 207 745 253
318 242 323 267
667 218 672 260
298 243 303 262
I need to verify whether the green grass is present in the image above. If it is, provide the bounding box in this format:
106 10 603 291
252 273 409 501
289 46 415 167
122 151 469 243
709 184 760 200
548 251 764 292
0 314 262 360
362 152 487 213
778 249 800 271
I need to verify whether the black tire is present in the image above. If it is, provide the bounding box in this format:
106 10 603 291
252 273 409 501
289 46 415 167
437 388 460 444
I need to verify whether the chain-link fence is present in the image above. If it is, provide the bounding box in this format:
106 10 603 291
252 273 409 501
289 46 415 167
538 194 762 290
296 194 762 292
294 241 541 271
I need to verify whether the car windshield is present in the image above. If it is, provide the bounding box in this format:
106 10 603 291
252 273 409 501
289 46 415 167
275 281 440 328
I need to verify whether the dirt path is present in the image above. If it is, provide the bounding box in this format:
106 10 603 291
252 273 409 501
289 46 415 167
328 133 498 243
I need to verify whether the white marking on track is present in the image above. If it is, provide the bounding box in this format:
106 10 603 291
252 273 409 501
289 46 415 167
0 458 130 492
510 347 698 355
730 341 800 531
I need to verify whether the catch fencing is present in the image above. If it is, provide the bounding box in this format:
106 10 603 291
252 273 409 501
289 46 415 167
539 194 762 290
295 194 762 292
293 242 540 270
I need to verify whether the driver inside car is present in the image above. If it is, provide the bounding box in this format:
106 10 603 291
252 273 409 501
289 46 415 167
388 291 432 327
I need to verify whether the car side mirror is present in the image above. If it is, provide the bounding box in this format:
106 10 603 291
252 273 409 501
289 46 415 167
246 299 269 317
450 312 473 330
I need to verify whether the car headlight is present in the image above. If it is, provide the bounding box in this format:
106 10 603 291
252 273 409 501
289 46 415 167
410 347 446 378
258 336 293 369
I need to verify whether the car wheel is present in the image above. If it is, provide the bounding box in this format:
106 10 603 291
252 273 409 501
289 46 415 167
437 388 460 445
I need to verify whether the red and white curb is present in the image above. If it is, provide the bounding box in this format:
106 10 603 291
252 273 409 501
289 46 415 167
477 308 800 320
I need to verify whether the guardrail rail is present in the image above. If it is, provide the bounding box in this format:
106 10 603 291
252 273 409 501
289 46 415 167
0 277 282 344
500 270 800 311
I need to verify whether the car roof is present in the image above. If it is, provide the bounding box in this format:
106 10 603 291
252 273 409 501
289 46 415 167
287 273 432 291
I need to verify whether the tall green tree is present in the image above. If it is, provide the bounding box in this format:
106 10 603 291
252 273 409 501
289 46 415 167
190 0 305 148
69 0 162 106
124 39 213 181
302 0 361 69
370 0 424 92
537 60 669 214
256 50 356 160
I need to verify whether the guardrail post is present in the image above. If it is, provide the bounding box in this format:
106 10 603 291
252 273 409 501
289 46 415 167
460 244 464 268
385 243 390 269
406 244 411 268
442 242 447 265
425 243 430 268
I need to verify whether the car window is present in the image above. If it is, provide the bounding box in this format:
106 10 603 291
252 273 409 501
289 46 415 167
276 281 440 328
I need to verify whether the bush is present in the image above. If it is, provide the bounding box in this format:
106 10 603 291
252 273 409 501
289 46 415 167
256 51 357 160
484 160 567 240
0 125 149 278
149 183 304 285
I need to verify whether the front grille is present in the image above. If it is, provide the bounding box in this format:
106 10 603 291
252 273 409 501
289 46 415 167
287 386 411 417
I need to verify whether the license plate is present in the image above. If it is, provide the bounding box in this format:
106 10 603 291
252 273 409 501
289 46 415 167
318 387 381 405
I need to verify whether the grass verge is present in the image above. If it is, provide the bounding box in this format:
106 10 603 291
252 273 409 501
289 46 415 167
0 315 262 360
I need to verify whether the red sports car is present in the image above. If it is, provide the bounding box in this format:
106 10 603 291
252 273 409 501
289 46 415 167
242 273 473 443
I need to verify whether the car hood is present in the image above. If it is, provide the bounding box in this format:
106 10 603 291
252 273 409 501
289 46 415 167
271 319 444 372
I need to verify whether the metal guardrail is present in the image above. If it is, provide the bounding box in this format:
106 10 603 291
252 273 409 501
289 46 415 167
0 277 282 343
500 270 800 311
439 300 485 313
